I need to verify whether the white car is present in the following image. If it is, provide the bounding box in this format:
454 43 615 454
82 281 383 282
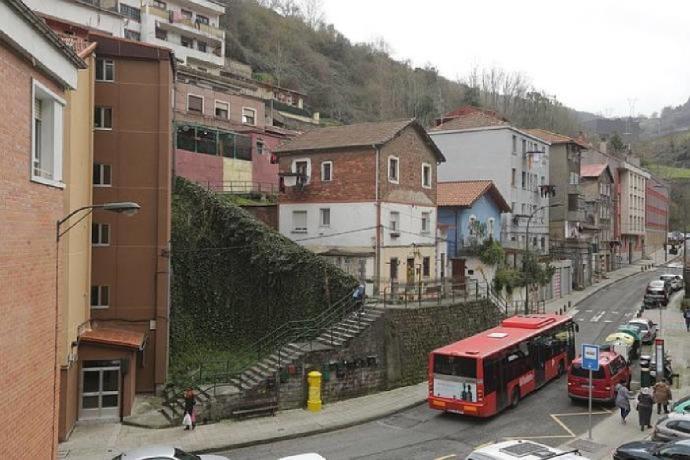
660 274 683 291
466 440 589 460
653 413 690 442
112 446 228 460
628 318 657 343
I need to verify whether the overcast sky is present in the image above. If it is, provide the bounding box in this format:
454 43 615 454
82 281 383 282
321 0 690 117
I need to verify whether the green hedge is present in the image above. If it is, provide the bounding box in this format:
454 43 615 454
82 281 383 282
170 178 358 372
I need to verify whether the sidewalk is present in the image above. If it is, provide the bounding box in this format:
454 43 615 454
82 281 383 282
544 247 671 315
557 279 690 459
58 248 676 459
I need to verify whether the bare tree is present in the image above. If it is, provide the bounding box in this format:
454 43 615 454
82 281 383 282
301 0 324 29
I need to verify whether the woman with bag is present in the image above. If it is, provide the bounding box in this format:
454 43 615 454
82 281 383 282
615 383 632 424
183 387 196 430
653 379 672 415
637 387 654 431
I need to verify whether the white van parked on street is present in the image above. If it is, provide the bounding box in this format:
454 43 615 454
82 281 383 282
466 440 589 460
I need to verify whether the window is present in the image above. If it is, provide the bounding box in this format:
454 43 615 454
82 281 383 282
423 256 430 277
124 29 140 41
521 204 526 214
187 95 203 113
292 210 307 233
292 159 310 183
94 106 112 130
214 101 228 119
388 156 399 183
256 140 264 155
242 107 256 125
197 41 207 53
155 27 167 40
521 139 526 154
421 212 430 234
91 286 110 309
119 3 140 21
319 208 330 227
511 168 516 187
196 14 209 25
153 0 166 8
511 202 516 213
389 211 400 232
321 161 332 182
95 58 114 82
521 171 526 189
422 163 432 188
512 135 517 154
92 223 110 246
181 36 193 48
31 80 65 185
569 172 579 185
180 9 192 19
390 257 398 280
93 163 112 187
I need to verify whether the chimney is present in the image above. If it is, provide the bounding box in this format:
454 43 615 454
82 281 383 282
599 141 607 154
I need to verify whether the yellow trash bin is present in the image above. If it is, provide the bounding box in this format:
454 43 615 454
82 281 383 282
307 370 322 412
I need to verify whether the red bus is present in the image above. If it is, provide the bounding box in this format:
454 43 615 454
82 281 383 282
428 314 577 417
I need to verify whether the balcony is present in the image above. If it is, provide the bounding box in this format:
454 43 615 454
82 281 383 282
198 22 224 39
156 17 224 44
148 4 169 20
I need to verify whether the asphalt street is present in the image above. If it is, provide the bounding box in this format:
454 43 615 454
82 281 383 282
223 266 683 460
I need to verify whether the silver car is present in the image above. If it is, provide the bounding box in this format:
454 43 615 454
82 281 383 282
660 274 682 291
112 446 229 460
653 413 690 442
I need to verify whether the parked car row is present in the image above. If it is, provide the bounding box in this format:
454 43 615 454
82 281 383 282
644 274 683 308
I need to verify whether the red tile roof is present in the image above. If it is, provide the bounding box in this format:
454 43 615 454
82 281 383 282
274 119 445 161
525 128 589 148
580 163 609 178
431 110 510 131
437 180 511 211
81 327 146 350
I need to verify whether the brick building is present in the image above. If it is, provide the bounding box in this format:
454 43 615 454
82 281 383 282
275 119 445 294
0 0 84 457
646 175 670 257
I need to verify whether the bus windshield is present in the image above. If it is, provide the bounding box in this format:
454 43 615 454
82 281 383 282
433 354 477 378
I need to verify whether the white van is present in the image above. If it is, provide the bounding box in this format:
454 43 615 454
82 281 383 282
466 440 588 460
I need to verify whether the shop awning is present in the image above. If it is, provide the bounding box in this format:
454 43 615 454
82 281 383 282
80 327 146 351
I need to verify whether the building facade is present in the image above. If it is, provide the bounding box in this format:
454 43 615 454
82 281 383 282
646 175 669 257
0 0 84 456
619 160 650 263
437 180 511 287
275 120 444 294
580 164 615 274
429 107 551 261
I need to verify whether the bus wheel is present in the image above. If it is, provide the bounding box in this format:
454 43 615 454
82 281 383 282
511 388 520 408
558 361 565 378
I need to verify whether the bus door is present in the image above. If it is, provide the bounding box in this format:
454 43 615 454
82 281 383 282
497 363 508 410
530 339 546 387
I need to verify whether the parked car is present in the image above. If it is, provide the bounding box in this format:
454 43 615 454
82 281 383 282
279 455 327 460
613 438 690 460
653 413 690 442
112 446 229 460
673 395 690 414
466 440 588 460
644 280 670 308
628 318 657 344
567 350 631 403
660 274 682 292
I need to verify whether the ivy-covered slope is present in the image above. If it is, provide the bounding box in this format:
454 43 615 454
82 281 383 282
171 178 358 368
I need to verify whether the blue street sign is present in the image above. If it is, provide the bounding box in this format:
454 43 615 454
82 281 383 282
582 344 600 371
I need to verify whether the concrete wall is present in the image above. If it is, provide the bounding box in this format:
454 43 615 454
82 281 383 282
24 0 126 38
175 148 223 187
222 156 252 183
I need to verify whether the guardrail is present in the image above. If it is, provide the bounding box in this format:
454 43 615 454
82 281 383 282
206 181 279 195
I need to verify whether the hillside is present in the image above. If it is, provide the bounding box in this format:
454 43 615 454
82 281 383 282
220 0 592 133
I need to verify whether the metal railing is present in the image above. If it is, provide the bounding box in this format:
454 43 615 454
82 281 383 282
380 278 509 311
206 181 279 196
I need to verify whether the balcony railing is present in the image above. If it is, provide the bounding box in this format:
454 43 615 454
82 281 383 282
148 4 168 19
198 22 224 39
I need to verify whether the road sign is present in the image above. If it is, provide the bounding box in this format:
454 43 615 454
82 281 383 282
582 344 600 371
655 338 665 378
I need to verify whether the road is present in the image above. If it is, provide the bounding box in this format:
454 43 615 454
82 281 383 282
222 267 682 460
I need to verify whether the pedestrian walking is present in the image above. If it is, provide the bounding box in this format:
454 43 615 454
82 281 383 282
183 387 196 430
683 308 690 332
653 379 672 415
615 383 632 424
637 387 654 431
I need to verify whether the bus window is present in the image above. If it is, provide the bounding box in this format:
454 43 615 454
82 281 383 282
433 355 477 378
483 358 499 394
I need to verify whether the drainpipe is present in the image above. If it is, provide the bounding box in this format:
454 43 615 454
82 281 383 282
374 145 381 294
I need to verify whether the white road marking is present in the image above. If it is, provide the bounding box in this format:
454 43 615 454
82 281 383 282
591 311 606 322
585 309 593 312
604 320 613 323
569 309 579 316
577 318 585 322
611 311 619 314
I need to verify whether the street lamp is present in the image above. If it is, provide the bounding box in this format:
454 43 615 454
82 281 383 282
524 203 563 315
51 201 140 449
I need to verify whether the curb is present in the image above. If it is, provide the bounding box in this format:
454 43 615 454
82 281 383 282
192 397 427 455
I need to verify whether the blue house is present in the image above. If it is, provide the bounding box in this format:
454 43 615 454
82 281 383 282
437 180 511 285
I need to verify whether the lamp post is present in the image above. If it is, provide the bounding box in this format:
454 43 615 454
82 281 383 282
51 201 140 451
524 203 563 315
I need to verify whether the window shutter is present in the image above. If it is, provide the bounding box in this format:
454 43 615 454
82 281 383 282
188 95 203 112
34 98 42 120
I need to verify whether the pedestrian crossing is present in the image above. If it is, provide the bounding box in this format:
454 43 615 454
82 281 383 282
570 309 637 323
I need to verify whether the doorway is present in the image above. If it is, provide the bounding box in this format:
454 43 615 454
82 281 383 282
79 360 120 421
451 258 466 287
406 257 415 286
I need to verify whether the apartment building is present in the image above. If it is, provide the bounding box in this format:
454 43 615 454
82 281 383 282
25 0 226 70
646 175 669 257
0 0 84 456
275 119 445 294
619 160 650 263
580 164 615 273
429 107 551 261
87 33 173 415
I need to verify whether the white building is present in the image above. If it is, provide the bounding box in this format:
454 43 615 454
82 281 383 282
429 107 551 259
24 0 226 70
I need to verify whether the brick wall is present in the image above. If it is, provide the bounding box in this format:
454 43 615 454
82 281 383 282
175 149 224 187
279 148 376 203
0 44 67 459
251 132 281 187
